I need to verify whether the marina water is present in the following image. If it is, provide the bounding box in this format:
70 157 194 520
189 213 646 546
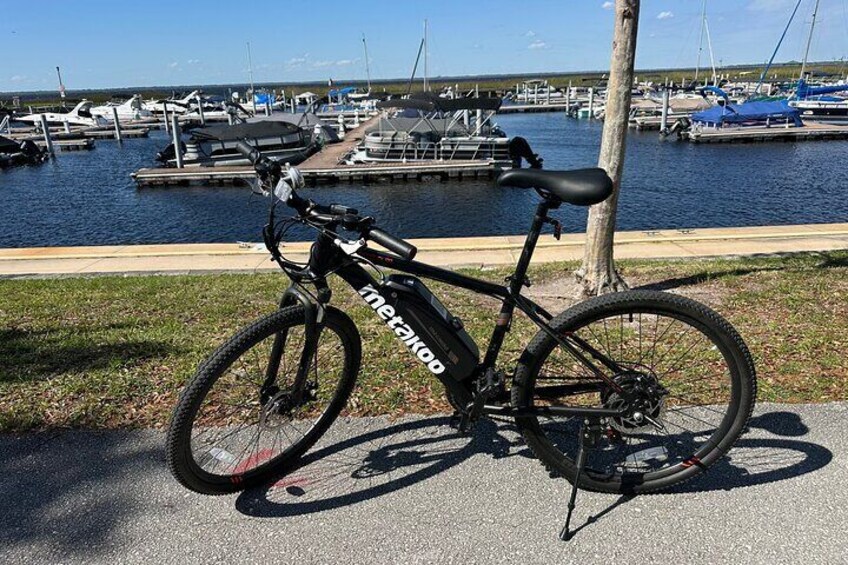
1 113 847 248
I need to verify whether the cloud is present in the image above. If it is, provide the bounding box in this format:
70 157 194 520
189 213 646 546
525 30 536 37
167 61 179 69
335 59 356 66
602 1 613 9
527 40 548 50
287 56 307 67
186 59 201 65
657 11 674 19
10 75 25 82
312 60 333 68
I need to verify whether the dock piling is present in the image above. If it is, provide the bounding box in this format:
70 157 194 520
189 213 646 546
112 106 123 142
660 89 670 133
39 114 54 156
170 114 183 168
588 88 595 119
163 102 170 135
63 120 71 134
196 95 206 126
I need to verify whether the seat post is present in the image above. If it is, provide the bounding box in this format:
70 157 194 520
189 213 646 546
509 198 555 295
480 196 556 369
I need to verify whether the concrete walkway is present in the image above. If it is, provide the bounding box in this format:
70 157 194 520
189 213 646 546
0 403 845 564
1 223 847 279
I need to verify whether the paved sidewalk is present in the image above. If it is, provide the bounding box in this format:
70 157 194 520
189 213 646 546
1 403 845 564
1 223 847 278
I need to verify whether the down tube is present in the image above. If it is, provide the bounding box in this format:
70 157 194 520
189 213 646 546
336 262 474 407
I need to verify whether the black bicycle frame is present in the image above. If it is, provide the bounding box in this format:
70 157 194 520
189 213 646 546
298 196 632 419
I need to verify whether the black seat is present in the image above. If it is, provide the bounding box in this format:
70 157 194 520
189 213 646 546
497 168 613 206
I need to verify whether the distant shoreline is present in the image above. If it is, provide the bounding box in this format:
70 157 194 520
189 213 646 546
2 59 845 103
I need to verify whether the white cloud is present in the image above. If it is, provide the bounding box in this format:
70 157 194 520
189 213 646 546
602 1 614 9
167 61 179 69
186 59 201 65
657 11 674 19
335 59 356 66
527 40 548 50
287 56 307 67
312 60 333 68
10 75 25 82
525 30 536 37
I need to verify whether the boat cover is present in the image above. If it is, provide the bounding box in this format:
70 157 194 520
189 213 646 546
795 79 848 100
0 135 20 152
691 100 802 126
191 121 302 141
377 93 502 112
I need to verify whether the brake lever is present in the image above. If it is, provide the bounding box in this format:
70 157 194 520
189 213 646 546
246 177 270 197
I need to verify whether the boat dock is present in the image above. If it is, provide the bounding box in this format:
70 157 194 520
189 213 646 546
131 115 507 188
497 102 574 114
684 121 848 143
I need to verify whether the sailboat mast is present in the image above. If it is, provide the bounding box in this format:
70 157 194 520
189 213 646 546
362 34 372 93
246 42 256 112
423 19 429 92
694 0 707 83
799 0 820 81
56 66 66 100
704 17 718 85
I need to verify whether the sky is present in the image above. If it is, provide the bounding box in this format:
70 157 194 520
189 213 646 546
1 0 846 93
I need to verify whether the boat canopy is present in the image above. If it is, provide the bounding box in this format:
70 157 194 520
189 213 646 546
691 100 802 127
328 87 356 97
794 79 848 100
192 121 302 142
377 93 502 113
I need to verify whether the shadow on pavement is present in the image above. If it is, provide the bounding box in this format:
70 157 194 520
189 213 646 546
236 410 831 519
236 416 530 518
0 431 163 559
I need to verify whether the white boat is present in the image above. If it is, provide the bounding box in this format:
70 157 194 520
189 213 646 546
145 90 200 115
91 95 153 121
15 100 108 128
345 94 540 167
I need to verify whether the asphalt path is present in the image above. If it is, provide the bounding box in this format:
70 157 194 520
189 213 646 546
1 403 845 564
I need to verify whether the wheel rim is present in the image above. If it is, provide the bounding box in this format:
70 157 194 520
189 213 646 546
187 323 348 481
525 307 740 485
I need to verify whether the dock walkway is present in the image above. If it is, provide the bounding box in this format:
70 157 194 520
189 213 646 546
132 116 504 187
685 121 848 143
2 223 846 278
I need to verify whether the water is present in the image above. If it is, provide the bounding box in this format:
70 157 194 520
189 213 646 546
1 114 847 248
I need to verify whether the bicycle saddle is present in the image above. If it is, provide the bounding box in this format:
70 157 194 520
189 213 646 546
497 168 613 206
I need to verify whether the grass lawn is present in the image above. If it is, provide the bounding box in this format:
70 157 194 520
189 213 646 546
1 251 846 432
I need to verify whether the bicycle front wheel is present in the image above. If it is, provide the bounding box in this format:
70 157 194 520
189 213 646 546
166 305 361 495
512 290 756 494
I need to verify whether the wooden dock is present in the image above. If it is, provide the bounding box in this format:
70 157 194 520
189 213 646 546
132 115 508 188
82 128 149 139
497 102 574 114
684 121 848 143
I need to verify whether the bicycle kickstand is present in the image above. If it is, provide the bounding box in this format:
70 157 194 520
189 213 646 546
559 417 601 541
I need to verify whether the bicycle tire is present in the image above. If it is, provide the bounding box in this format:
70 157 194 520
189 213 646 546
512 290 756 494
166 305 361 495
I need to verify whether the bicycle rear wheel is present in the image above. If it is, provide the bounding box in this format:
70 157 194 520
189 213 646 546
166 305 361 495
512 290 756 494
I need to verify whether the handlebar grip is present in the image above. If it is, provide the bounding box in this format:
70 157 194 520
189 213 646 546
368 228 417 261
235 140 261 164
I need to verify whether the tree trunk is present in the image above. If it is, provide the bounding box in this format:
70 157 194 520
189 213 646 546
575 0 640 297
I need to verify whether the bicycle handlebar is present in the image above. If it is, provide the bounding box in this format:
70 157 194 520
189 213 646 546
240 141 418 262
367 228 417 260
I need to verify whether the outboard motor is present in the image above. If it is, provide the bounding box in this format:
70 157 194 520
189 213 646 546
155 141 187 164
508 136 543 169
